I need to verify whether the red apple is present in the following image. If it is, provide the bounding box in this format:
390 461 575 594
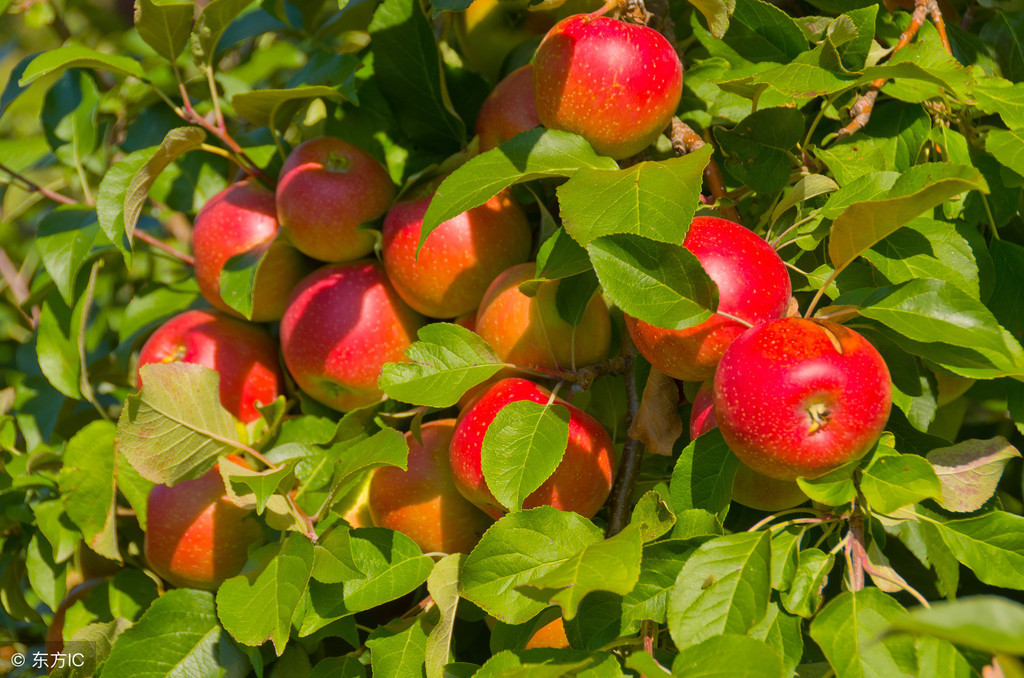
381 190 531 318
475 65 541 151
144 462 263 590
276 137 396 263
690 380 807 511
475 263 611 371
713 318 892 482
368 419 493 554
137 309 284 423
625 216 792 382
449 377 616 519
280 261 424 412
533 14 683 159
191 179 313 322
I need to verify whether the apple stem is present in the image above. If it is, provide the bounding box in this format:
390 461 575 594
861 558 932 608
715 311 754 329
804 268 842 319
606 349 641 538
836 0 951 141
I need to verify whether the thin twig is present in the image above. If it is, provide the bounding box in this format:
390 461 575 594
0 161 78 205
606 348 641 537
134 231 195 266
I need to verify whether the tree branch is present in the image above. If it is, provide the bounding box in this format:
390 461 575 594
606 348 641 537
665 118 741 222
134 231 195 267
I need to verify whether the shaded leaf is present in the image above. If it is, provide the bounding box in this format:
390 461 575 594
59 421 120 562
134 0 194 62
926 437 1021 513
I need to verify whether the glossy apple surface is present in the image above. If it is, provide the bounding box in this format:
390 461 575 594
713 318 892 482
137 309 284 423
450 377 616 519
144 463 263 590
475 65 541 151
277 137 395 263
280 261 424 412
533 14 682 159
191 179 312 322
381 190 531 318
368 419 493 554
475 263 611 371
626 216 792 382
690 380 807 511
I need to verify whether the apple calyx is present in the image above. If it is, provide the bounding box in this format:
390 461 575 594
326 152 352 172
806 401 832 434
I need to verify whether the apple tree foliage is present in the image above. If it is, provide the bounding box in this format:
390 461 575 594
2 0 1024 675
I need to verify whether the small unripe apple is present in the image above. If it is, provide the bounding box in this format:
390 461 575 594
137 309 284 423
280 261 424 412
533 14 683 159
144 462 263 590
690 380 807 512
475 65 541 151
449 377 616 519
455 0 556 80
381 190 531 318
713 318 892 482
625 216 792 382
475 263 611 371
276 137 396 263
191 179 313 322
368 420 493 554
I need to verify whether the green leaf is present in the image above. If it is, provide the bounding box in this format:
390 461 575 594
52 619 132 678
36 290 82 400
809 589 916 678
749 603 804 676
630 490 676 543
859 279 1024 377
587 234 717 330
116 362 245 485
476 649 622 678
482 400 570 513
311 527 364 583
367 617 430 678
556 148 712 246
36 206 100 306
716 108 804 194
670 429 739 519
535 228 592 282
218 237 271 320
368 0 464 152
26 534 66 612
462 507 604 624
421 128 618 245
103 589 245 677
379 323 504 408
425 554 464 678
863 219 982 300
723 0 807 63
134 0 194 62
19 45 146 85
931 510 1024 591
33 500 81 564
303 528 432 634
796 460 858 506
309 657 366 678
233 85 353 129
115 451 155 531
986 128 1024 176
217 534 315 655
667 531 771 648
779 548 833 618
59 420 120 562
97 147 156 264
124 126 206 243
926 437 1021 513
972 77 1024 128
771 174 838 223
689 0 735 39
979 10 1024 82
520 524 643 620
828 163 988 273
889 596 1024 655
218 456 296 514
671 634 785 678
860 448 942 515
191 0 254 66
309 428 410 517
990 239 1024 345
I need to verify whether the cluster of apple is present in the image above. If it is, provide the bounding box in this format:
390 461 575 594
133 7 893 595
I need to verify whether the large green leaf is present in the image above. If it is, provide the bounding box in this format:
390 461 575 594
233 84 354 130
667 531 771 648
889 596 1024 655
809 589 916 678
35 206 100 306
103 589 247 678
19 45 146 85
828 163 988 273
670 429 738 519
58 421 120 561
482 400 570 513
191 0 254 65
366 617 430 678
557 148 712 246
425 554 464 678
134 0 194 62
860 447 942 515
587 234 717 330
671 635 785 678
716 107 804 194
116 362 245 485
931 511 1024 591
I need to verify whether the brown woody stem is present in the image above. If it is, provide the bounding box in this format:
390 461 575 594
0 161 78 205
134 231 195 267
606 346 641 537
665 118 741 223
